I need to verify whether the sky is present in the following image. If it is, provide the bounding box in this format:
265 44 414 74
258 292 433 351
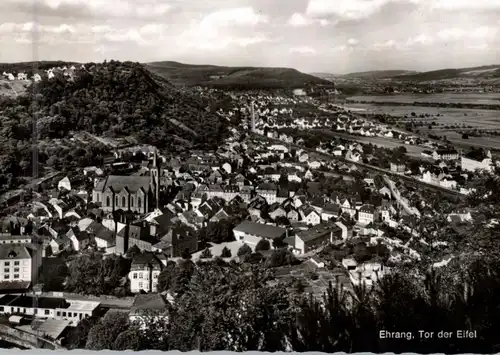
0 0 499 74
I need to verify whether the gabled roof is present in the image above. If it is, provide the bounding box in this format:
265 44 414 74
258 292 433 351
95 175 150 193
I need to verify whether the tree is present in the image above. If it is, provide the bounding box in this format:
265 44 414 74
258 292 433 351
126 245 141 259
113 327 144 351
181 248 192 259
462 133 469 139
237 244 252 257
86 310 131 350
63 316 99 349
220 246 232 258
265 249 299 268
200 247 213 259
255 238 271 252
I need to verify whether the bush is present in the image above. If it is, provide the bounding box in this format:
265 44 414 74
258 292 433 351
220 246 232 258
237 244 252 257
200 248 213 259
255 238 271 251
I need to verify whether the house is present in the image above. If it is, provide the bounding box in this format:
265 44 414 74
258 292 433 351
0 244 42 286
57 177 72 191
299 206 322 225
128 252 166 293
48 235 71 255
233 221 287 246
292 223 343 254
432 148 459 161
153 225 198 257
358 204 377 225
129 294 169 327
256 183 278 205
67 228 90 251
86 222 115 250
321 203 340 221
390 161 406 173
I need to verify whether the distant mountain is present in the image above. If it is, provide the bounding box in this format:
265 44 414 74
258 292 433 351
146 61 335 90
310 70 417 80
341 70 418 79
394 65 500 81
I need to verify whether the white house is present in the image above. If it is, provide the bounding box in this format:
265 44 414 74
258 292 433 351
0 244 42 284
358 204 377 225
128 252 166 293
57 176 72 191
299 207 322 226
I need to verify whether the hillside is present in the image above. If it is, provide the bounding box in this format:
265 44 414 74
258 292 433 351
0 60 230 191
395 65 500 81
146 61 335 90
341 70 418 79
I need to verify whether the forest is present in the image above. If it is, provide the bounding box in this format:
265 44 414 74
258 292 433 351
0 60 230 192
62 255 500 353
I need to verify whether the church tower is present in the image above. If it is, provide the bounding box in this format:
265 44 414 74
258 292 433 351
151 150 160 210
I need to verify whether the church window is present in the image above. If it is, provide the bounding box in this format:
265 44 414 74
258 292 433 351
115 196 119 206
138 197 142 208
96 193 100 202
131 197 134 207
122 196 126 207
106 196 110 206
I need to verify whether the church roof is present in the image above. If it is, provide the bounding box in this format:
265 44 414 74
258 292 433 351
95 175 150 193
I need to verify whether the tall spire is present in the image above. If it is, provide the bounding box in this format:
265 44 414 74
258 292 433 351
250 101 256 132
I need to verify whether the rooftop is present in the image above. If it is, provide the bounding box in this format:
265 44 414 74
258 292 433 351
233 221 286 239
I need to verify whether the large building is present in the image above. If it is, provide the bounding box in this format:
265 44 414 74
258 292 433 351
461 155 493 173
233 221 287 246
291 223 343 255
0 295 100 325
92 152 161 214
0 244 42 286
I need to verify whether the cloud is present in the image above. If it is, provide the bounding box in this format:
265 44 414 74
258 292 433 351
0 21 76 35
347 38 359 45
305 0 420 20
199 7 268 31
431 0 500 10
289 46 316 54
405 33 434 46
175 7 271 51
30 0 173 19
287 13 336 27
288 13 310 27
372 39 396 49
437 26 497 42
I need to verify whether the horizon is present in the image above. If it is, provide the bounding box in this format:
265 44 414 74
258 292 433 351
1 0 500 73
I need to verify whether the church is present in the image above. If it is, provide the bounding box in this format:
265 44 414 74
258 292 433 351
92 152 161 215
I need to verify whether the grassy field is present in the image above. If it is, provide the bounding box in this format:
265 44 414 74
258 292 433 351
347 93 500 105
343 104 500 130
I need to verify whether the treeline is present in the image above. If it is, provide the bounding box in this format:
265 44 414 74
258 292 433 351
63 257 500 353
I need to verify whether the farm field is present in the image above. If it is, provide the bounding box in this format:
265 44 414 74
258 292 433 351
346 93 500 105
343 95 500 150
343 104 500 130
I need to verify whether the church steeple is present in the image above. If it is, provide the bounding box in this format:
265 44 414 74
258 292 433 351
151 149 160 210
